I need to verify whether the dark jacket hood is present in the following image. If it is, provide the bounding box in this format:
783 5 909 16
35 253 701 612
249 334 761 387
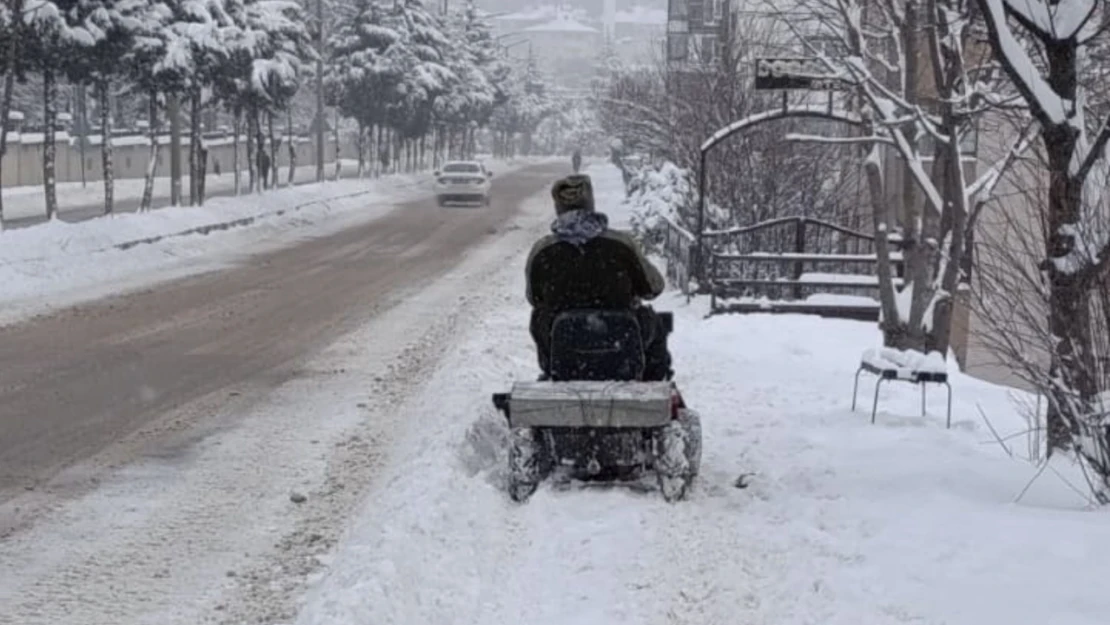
551 209 608 246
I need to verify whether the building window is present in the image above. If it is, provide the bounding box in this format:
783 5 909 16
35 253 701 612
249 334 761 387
702 0 723 24
697 34 717 65
669 0 688 19
688 0 704 24
667 33 689 62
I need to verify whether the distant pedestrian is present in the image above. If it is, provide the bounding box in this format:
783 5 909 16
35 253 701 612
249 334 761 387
572 149 582 173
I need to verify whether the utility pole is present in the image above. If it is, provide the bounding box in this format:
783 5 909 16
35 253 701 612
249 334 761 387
315 0 325 183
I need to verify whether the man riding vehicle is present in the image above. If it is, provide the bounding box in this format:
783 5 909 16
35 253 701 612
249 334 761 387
525 174 673 381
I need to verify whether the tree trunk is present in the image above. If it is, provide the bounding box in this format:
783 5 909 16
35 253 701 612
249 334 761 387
393 131 401 172
168 93 181 206
864 147 902 338
268 110 277 189
0 62 12 228
246 108 257 193
99 79 114 214
928 122 969 357
0 0 24 227
199 152 208 204
357 119 365 178
42 66 58 221
189 90 201 205
140 90 159 212
287 108 296 185
333 108 341 180
232 107 242 195
377 125 386 176
370 124 378 177
1045 124 1095 453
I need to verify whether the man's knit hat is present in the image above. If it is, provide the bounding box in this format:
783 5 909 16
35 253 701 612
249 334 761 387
551 174 595 214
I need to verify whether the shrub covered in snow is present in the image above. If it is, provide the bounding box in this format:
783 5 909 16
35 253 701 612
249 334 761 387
623 161 695 251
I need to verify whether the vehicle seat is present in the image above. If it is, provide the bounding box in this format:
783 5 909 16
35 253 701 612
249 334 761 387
548 310 645 382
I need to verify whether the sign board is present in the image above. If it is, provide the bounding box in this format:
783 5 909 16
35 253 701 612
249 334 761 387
754 57 850 91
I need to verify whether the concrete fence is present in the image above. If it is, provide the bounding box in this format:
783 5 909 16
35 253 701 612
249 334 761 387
1 132 339 188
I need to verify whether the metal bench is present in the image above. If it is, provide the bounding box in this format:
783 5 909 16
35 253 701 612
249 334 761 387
851 348 953 428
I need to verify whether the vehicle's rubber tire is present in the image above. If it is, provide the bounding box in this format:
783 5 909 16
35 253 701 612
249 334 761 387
655 410 700 502
437 196 447 207
677 408 702 477
508 427 542 503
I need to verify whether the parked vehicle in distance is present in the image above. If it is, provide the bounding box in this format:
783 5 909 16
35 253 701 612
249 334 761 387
434 161 493 207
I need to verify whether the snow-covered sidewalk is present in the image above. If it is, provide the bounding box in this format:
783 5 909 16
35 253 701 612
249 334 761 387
0 157 530 326
1 164 329 222
287 164 1110 625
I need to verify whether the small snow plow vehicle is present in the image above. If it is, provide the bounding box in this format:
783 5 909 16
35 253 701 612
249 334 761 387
492 310 701 503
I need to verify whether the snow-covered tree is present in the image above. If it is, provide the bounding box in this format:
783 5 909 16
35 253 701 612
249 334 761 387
240 0 313 189
63 0 145 214
21 0 108 219
434 0 509 160
325 0 402 175
970 0 1110 488
489 54 555 157
125 0 221 209
380 0 452 170
753 0 1024 356
534 96 602 156
325 0 510 174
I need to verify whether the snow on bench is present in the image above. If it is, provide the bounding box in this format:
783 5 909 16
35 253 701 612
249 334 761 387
853 347 952 428
860 347 947 382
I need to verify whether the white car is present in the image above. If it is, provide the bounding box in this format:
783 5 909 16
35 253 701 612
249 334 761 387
434 161 493 207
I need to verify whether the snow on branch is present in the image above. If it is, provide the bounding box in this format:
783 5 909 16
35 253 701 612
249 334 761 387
700 105 865 153
1076 114 1110 181
979 0 1072 125
966 123 1038 204
1003 0 1098 41
784 132 896 146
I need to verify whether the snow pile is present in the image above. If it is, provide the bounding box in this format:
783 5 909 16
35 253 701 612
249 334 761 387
0 176 423 261
1 164 329 222
293 164 1110 625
